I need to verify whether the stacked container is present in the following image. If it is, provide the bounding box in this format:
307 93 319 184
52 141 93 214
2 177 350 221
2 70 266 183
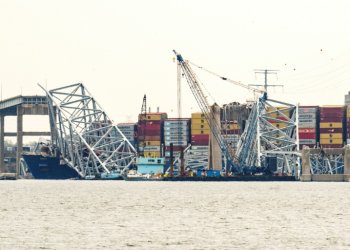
266 106 289 129
163 118 190 158
319 106 344 148
221 121 240 150
298 106 318 149
117 123 137 147
347 106 350 144
191 112 210 146
138 112 167 157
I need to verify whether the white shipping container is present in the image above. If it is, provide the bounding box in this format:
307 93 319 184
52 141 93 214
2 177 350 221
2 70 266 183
191 145 209 151
298 123 317 128
164 121 189 126
164 131 189 137
163 126 189 131
299 139 316 144
298 108 318 113
143 146 161 151
117 124 136 130
165 135 188 141
164 141 188 146
298 113 317 119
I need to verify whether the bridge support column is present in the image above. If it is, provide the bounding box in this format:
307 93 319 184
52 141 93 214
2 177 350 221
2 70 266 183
344 145 350 182
300 147 311 181
0 115 4 173
16 106 23 178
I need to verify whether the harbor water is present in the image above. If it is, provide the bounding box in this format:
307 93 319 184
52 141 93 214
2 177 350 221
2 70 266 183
1 181 350 249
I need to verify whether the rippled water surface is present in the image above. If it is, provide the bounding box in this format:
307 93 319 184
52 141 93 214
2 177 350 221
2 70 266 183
1 181 350 249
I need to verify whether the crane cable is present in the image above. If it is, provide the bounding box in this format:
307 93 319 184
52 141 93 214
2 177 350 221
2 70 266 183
188 61 264 94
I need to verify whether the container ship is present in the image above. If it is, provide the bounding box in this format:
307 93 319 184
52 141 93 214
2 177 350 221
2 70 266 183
22 143 80 179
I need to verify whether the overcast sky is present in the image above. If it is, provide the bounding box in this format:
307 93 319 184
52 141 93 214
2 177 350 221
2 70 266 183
1 0 350 141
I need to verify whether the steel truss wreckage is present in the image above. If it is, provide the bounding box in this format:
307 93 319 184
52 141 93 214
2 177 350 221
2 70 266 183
40 83 137 179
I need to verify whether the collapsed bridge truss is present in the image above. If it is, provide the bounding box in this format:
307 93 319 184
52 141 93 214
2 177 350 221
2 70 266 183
42 83 137 178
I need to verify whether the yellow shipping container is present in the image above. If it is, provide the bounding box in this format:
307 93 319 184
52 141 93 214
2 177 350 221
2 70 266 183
274 123 287 129
320 133 343 139
191 129 210 135
143 141 161 146
347 106 350 117
320 122 343 128
222 124 240 130
192 123 210 130
266 107 289 118
191 118 209 125
143 151 161 157
138 113 167 121
191 112 206 119
320 138 343 144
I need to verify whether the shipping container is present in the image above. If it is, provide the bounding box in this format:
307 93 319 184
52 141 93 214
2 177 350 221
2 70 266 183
221 129 240 135
320 122 343 128
164 130 190 136
143 141 161 146
299 133 316 139
164 120 190 126
320 144 343 149
299 122 317 128
320 138 343 144
143 146 161 152
320 117 344 122
298 113 317 119
191 119 209 125
138 113 168 121
298 128 316 133
320 128 343 133
191 112 206 119
191 129 210 135
299 139 317 144
320 133 343 139
143 151 161 157
164 141 188 146
164 135 188 141
222 123 240 130
144 136 161 141
191 123 210 130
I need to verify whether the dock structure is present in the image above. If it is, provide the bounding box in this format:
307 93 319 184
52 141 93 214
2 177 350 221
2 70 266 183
0 95 51 177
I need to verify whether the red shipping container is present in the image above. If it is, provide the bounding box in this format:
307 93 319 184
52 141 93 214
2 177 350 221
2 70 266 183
138 124 161 130
320 107 344 113
299 144 317 149
138 120 162 126
138 130 161 136
298 133 316 139
320 128 343 133
191 134 209 140
320 117 343 122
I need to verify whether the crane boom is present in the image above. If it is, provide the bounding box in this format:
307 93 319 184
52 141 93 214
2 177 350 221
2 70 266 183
189 61 265 94
173 50 239 172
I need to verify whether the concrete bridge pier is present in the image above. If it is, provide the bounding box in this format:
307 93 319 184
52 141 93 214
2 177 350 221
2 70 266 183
0 115 4 173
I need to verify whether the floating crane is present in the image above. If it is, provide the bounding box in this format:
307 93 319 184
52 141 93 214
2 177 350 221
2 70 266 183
173 50 240 173
173 50 300 176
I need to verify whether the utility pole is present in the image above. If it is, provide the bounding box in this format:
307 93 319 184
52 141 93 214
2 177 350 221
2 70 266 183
249 69 283 96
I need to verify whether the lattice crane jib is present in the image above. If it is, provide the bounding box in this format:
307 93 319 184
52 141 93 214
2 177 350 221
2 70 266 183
173 50 238 173
40 83 137 178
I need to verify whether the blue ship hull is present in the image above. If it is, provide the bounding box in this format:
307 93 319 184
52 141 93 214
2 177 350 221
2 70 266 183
22 154 80 179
